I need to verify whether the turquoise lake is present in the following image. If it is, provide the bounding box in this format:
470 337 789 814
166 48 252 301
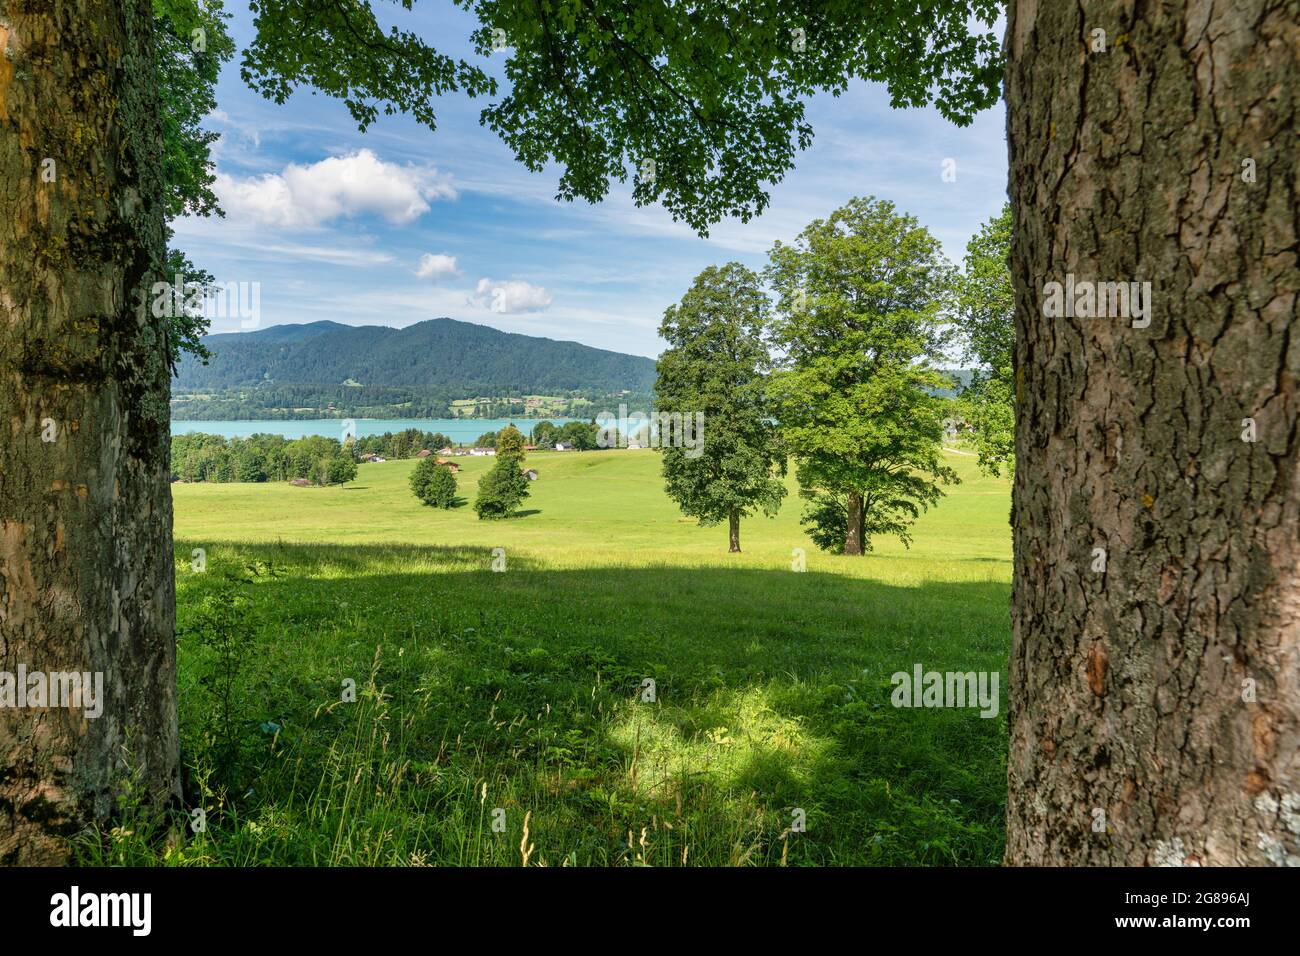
170 418 577 443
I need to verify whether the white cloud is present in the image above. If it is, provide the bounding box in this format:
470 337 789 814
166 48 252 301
213 149 455 227
415 253 461 281
470 278 553 314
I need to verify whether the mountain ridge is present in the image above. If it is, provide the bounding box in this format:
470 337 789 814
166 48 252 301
176 317 658 394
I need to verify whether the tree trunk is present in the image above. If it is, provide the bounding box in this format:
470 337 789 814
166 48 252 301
1005 0 1299 865
0 0 179 864
728 509 740 552
843 491 864 555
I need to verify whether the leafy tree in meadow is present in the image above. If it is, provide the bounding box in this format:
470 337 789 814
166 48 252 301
410 460 459 509
656 263 786 552
323 454 358 487
766 197 958 555
473 457 530 520
495 424 526 459
474 431 498 448
474 424 528 518
956 203 1014 477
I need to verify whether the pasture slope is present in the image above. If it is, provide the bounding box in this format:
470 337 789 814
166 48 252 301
83 449 1011 866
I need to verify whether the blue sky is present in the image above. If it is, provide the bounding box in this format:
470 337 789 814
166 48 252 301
174 3 1009 358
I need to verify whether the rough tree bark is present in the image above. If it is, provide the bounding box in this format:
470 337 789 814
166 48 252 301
728 509 741 552
0 0 179 864
844 490 864 555
1006 0 1299 864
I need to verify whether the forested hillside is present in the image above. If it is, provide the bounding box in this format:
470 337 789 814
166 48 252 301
175 318 656 394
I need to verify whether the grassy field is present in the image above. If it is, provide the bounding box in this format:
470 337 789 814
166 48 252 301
83 449 1012 866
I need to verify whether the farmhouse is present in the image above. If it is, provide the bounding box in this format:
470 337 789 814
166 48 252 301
435 459 460 472
416 449 432 458
470 447 496 456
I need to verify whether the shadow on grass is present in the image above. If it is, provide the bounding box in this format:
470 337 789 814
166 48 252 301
168 540 1010 867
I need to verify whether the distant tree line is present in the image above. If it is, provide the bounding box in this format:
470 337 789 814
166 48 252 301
469 421 602 449
170 385 655 422
354 429 455 459
172 422 612 488
528 420 600 449
171 433 357 486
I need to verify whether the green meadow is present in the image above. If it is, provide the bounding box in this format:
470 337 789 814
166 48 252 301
85 449 1012 866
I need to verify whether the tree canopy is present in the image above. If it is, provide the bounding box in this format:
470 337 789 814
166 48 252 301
175 1 1003 236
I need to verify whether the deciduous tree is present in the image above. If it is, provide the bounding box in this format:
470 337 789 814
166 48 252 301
766 198 958 556
656 263 786 552
410 459 458 509
474 457 530 520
